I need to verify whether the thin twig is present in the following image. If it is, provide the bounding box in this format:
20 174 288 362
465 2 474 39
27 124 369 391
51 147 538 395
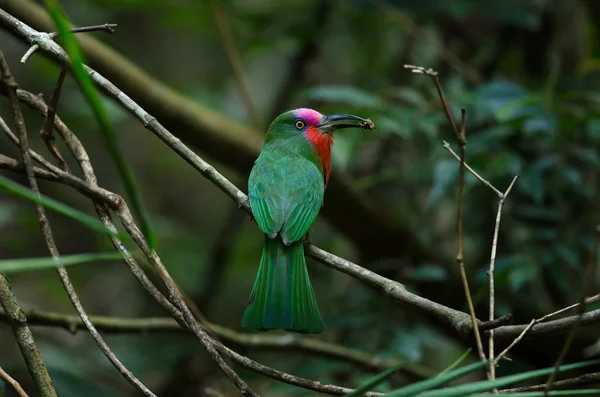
455 109 487 368
494 284 600 366
0 366 29 397
0 50 156 397
442 141 503 197
211 0 260 129
21 23 116 63
0 307 429 376
544 225 600 394
487 175 518 386
39 67 70 172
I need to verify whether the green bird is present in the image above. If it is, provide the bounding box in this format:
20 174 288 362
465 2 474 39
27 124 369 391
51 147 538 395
243 108 374 334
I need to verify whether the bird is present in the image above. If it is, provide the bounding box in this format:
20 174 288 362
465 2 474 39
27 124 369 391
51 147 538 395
242 108 374 334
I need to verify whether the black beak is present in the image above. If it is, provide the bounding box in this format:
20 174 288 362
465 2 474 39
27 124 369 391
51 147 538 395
317 114 375 135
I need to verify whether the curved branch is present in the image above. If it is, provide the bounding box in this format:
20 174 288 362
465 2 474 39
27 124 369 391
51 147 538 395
0 0 438 262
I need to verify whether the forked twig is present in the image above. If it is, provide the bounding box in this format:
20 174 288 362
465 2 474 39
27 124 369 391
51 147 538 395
21 23 116 64
494 285 600 366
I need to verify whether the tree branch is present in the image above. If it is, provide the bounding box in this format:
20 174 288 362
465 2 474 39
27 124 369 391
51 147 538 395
0 366 29 397
0 275 56 397
0 307 432 377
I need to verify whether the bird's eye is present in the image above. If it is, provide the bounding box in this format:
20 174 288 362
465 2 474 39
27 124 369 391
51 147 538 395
294 120 305 130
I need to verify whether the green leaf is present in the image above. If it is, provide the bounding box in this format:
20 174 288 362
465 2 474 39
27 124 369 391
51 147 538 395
0 175 117 238
385 360 489 397
345 363 405 397
416 359 600 397
0 252 123 274
44 0 156 248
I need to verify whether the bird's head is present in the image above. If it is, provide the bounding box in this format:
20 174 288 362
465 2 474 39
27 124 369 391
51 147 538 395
266 108 374 139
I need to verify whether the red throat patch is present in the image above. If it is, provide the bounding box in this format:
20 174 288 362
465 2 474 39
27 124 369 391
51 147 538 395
304 126 334 185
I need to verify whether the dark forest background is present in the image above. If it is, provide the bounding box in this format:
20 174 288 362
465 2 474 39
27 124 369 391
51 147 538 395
1 0 600 395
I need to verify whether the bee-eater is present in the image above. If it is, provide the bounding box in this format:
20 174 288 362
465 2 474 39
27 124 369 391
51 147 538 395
242 108 374 333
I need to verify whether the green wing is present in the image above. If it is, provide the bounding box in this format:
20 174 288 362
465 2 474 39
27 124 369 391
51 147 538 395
248 151 324 244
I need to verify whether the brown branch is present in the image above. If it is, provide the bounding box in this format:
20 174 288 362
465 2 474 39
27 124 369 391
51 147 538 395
0 0 437 263
39 67 70 172
0 307 431 377
0 275 55 397
0 366 29 397
0 50 156 397
545 225 600 393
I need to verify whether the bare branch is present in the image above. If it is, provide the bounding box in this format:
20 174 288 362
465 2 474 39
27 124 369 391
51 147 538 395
442 141 503 197
39 67 70 172
0 275 55 396
0 366 29 397
0 307 432 377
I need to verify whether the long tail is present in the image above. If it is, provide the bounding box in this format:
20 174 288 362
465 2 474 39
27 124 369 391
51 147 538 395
242 236 325 334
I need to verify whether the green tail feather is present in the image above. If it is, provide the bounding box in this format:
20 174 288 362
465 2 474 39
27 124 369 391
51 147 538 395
242 237 325 334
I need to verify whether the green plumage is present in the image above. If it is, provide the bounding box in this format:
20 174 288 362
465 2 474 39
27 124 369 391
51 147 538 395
243 111 326 334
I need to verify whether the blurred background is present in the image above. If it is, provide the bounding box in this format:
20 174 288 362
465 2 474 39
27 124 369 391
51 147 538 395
1 0 600 395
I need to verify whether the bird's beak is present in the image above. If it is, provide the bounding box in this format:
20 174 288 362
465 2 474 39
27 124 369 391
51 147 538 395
317 114 375 135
